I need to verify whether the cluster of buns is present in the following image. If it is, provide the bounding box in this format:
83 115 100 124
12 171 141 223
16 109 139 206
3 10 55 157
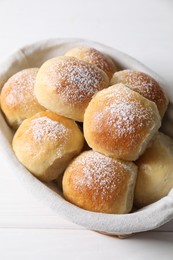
1 45 172 215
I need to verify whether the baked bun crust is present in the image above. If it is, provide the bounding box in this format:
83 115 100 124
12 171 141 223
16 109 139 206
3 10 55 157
134 132 173 208
65 47 117 80
12 110 84 182
84 84 161 161
63 150 137 214
34 56 109 122
110 70 168 118
0 68 45 129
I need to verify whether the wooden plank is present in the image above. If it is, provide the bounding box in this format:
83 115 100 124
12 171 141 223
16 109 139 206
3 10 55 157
0 229 173 260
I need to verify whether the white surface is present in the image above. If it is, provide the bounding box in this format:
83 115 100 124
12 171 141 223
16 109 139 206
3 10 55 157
0 0 173 259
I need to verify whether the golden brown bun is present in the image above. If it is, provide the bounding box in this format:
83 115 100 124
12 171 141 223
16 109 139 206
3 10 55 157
63 150 137 214
110 70 168 118
34 56 109 122
12 110 84 182
65 47 117 80
134 132 173 208
0 68 45 129
84 84 161 161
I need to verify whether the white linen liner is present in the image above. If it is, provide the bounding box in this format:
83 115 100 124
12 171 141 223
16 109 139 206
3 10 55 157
0 38 173 235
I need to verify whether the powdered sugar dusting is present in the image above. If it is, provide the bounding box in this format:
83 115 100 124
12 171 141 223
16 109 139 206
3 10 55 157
5 68 38 107
74 151 131 200
26 116 70 143
48 57 108 105
95 85 155 146
113 70 166 107
70 47 116 78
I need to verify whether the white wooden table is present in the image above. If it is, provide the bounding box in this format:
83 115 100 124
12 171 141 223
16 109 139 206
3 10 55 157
0 0 173 259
